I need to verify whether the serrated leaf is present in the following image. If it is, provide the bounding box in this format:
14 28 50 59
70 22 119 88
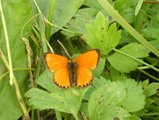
0 0 33 120
144 82 159 97
108 43 150 73
121 79 145 112
88 81 128 120
86 11 121 55
25 70 89 118
91 77 108 88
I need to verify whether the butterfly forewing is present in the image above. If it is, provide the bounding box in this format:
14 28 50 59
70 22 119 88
76 49 100 70
44 53 69 72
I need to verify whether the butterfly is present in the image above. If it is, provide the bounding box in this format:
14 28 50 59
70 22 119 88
44 49 100 88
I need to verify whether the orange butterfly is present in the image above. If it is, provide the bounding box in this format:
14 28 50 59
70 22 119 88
44 49 100 88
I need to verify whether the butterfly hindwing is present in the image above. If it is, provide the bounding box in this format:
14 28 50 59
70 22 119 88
76 67 92 87
76 49 100 87
54 68 70 88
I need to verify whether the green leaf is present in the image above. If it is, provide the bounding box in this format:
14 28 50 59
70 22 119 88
135 0 144 16
142 28 159 40
88 80 129 120
37 0 84 34
86 11 121 55
150 40 159 49
125 115 141 120
0 0 33 120
93 57 105 77
25 70 89 118
142 79 149 89
91 77 108 88
108 43 150 73
144 82 159 97
114 0 138 23
65 8 98 34
109 66 127 81
121 79 145 112
52 0 84 33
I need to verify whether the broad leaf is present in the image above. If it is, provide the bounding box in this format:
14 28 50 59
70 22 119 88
65 8 98 34
108 43 150 73
0 0 33 120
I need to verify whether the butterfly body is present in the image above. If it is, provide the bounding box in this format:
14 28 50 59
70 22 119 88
44 49 100 88
68 60 77 86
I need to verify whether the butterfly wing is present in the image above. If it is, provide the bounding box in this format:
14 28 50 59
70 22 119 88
76 49 100 87
76 67 92 87
54 68 70 88
44 53 70 88
76 49 100 69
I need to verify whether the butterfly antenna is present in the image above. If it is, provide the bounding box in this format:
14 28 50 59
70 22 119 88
57 40 71 58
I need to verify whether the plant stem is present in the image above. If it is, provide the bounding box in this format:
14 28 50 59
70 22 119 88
0 49 30 120
13 76 31 120
113 48 159 73
0 0 14 85
138 69 159 81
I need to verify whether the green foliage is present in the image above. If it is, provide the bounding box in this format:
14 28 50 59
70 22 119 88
88 81 128 120
86 12 121 55
108 43 150 73
1 0 159 120
121 79 145 112
142 80 159 97
65 8 98 34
